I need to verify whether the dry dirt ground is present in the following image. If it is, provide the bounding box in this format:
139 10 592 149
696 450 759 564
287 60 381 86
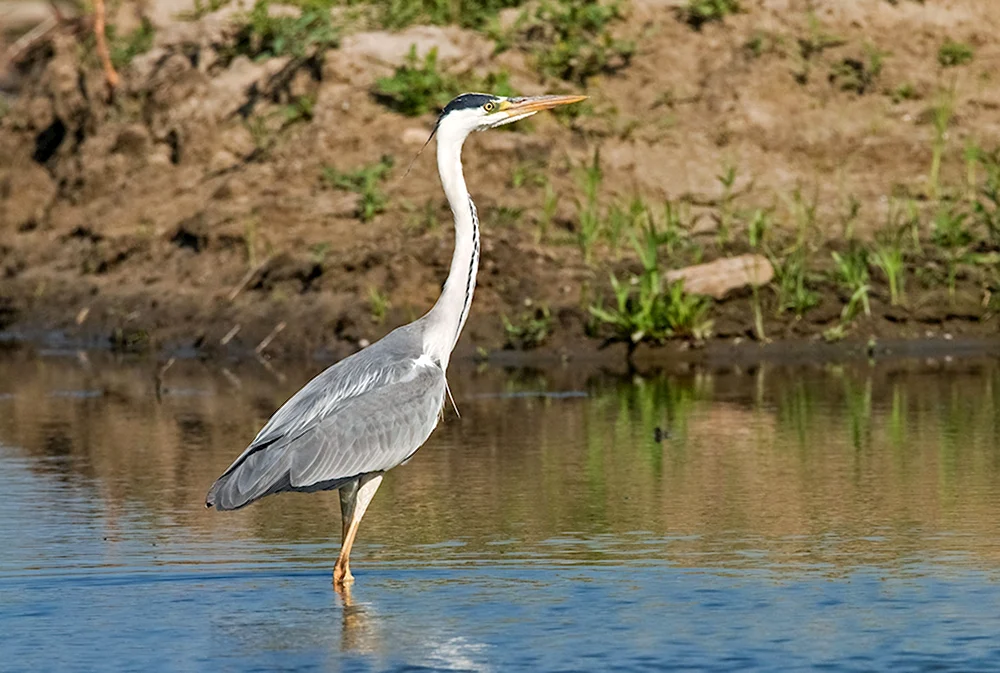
1 0 998 363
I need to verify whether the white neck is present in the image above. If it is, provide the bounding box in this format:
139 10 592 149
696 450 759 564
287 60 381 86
422 124 480 370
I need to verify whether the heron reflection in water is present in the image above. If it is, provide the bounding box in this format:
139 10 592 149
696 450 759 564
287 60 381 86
206 92 585 587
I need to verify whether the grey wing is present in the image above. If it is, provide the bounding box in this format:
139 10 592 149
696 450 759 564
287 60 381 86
206 362 446 511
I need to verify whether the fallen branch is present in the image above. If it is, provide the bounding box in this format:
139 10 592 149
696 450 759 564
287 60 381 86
220 324 241 345
227 259 269 301
5 15 58 66
255 321 286 355
92 0 119 91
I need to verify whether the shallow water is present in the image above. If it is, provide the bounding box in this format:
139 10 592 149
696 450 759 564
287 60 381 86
2 348 1000 672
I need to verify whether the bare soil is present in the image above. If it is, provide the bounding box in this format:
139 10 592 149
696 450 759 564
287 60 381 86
1 0 998 364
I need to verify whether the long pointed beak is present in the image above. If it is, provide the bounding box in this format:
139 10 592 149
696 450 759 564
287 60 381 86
503 94 588 115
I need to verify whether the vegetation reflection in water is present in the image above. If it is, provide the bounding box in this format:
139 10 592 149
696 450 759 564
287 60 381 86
1 349 999 576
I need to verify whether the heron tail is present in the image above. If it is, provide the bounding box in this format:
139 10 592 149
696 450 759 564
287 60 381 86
205 440 291 511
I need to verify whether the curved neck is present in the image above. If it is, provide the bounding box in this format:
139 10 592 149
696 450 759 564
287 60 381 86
423 127 480 370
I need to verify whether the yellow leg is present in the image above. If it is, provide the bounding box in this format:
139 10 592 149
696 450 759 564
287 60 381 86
334 474 383 588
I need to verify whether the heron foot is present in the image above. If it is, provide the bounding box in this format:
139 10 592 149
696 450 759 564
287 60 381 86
333 563 354 588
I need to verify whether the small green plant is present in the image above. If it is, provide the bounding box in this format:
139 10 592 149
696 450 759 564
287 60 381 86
792 13 846 84
513 0 634 84
605 202 630 257
283 94 315 123
747 209 771 250
831 245 871 320
231 0 339 60
659 201 694 257
890 82 919 103
829 45 884 94
475 70 518 98
590 276 713 349
109 17 155 69
822 323 847 343
771 249 818 316
186 0 232 19
321 155 395 222
502 305 552 349
374 51 518 117
932 201 975 297
932 201 973 249
938 39 974 68
374 46 460 116
488 206 523 228
368 287 390 324
682 0 740 29
714 164 738 245
973 148 1000 244
379 0 526 30
538 182 559 242
511 161 547 189
928 87 955 201
589 215 712 351
576 150 603 264
871 236 906 306
309 241 331 263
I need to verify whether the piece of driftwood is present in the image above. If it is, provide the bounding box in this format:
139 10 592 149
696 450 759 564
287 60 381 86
665 254 774 299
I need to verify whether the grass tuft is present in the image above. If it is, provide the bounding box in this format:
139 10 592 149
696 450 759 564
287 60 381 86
321 155 395 222
228 0 339 60
681 0 740 30
512 0 633 84
938 39 974 68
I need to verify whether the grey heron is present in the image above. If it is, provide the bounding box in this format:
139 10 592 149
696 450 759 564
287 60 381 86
206 92 585 587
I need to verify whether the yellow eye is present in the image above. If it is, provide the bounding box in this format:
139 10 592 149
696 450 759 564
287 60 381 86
484 101 497 112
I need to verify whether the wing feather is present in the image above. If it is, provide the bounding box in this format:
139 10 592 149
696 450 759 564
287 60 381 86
206 359 445 511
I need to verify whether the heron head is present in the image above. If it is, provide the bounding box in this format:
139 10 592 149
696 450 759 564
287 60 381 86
435 92 588 137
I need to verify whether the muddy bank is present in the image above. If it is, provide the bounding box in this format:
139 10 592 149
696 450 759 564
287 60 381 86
1 0 998 363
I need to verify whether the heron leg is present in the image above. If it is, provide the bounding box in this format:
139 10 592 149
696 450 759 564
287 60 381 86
334 473 383 587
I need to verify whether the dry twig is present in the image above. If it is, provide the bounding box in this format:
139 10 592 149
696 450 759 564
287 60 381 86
92 0 119 90
255 322 287 356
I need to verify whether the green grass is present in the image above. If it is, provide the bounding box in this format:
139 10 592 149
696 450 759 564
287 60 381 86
109 18 155 70
184 0 232 20
871 235 906 306
829 45 885 95
589 211 712 349
283 94 316 123
321 155 395 222
938 39 974 68
377 0 526 30
771 249 818 316
926 86 956 201
791 13 846 84
538 183 559 242
502 305 553 349
368 287 390 324
890 82 919 103
576 151 604 264
681 0 740 30
228 0 340 60
714 164 738 244
373 47 518 116
511 0 634 84
831 244 871 320
590 275 713 348
374 46 459 116
972 148 1000 244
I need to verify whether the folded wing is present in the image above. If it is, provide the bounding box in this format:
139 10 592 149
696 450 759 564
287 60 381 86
206 349 445 511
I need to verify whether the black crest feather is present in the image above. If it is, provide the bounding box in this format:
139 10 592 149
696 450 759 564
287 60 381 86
440 93 497 117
